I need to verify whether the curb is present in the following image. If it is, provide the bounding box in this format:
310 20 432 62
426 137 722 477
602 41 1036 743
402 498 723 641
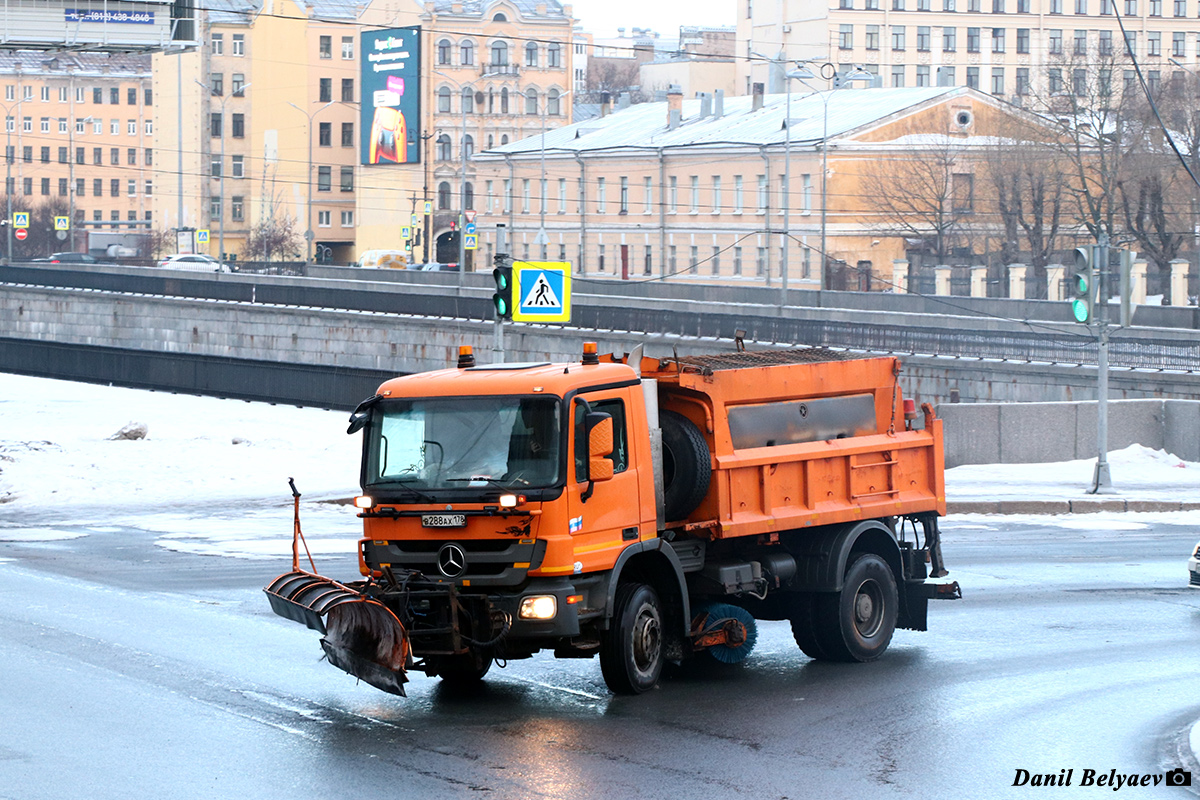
948 499 1200 515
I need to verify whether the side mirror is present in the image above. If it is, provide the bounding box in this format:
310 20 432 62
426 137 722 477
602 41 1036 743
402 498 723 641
586 412 614 483
347 394 382 434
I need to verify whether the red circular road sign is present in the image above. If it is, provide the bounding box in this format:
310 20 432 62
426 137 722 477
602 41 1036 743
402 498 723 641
14 228 27 240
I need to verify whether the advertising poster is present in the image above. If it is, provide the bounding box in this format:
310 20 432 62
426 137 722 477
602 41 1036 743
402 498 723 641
361 26 421 166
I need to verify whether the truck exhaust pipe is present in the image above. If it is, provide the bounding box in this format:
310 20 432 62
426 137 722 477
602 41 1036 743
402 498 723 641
263 481 410 695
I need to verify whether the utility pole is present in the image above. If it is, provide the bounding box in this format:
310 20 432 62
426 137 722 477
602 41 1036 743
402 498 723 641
1090 233 1112 493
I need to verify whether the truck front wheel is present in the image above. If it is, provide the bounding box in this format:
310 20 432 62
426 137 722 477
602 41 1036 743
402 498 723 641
428 649 493 687
599 583 664 694
813 554 898 662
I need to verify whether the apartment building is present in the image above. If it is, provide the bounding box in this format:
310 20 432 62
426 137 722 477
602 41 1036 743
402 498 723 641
738 0 1200 101
0 52 154 256
423 0 574 266
473 86 1038 287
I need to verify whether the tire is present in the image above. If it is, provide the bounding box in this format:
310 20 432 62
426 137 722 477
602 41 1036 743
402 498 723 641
599 583 664 694
814 553 898 663
788 592 832 661
660 410 711 521
429 649 492 686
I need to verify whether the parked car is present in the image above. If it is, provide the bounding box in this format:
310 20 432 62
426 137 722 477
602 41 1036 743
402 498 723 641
417 262 459 271
32 252 117 266
158 254 232 273
357 250 409 270
1189 542 1200 587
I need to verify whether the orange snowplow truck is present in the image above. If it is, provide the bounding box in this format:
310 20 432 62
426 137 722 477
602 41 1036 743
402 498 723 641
266 344 959 696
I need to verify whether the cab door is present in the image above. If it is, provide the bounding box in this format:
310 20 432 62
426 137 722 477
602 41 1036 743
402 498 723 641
565 388 644 575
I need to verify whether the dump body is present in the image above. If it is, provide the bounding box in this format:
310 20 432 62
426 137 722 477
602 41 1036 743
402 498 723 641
267 345 957 696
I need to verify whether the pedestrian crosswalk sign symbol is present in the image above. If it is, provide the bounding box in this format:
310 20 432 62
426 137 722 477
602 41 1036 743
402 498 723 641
11 212 28 228
196 229 210 244
513 261 571 323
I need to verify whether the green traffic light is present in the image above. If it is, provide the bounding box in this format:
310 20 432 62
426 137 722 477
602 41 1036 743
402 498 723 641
1071 298 1090 323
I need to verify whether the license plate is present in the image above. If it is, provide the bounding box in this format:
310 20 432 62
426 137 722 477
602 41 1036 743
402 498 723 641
421 514 466 528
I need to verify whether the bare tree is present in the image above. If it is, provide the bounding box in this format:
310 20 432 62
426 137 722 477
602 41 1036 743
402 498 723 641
245 213 302 262
862 126 973 264
583 58 644 103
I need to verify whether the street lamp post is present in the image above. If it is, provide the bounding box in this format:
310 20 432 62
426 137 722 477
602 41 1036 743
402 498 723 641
287 100 335 263
538 88 570 260
0 99 21 262
200 79 251 264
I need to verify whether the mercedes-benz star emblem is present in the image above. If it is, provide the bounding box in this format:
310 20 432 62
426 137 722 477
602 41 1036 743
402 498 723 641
437 543 467 578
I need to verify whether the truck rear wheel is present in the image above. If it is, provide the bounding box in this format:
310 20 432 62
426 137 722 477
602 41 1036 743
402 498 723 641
788 593 832 661
814 553 898 662
660 410 711 521
599 583 664 694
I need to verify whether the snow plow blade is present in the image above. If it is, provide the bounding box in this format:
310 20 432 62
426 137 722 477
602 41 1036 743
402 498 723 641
264 571 410 696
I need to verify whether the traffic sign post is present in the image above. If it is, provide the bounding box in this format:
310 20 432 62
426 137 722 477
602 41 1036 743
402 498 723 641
512 261 572 323
464 233 478 250
401 226 412 239
53 216 70 231
196 229 210 245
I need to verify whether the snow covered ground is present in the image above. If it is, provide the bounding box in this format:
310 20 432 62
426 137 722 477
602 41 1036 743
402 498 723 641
1 372 1198 560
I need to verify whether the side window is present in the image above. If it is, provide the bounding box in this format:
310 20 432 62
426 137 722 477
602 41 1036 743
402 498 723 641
574 397 629 482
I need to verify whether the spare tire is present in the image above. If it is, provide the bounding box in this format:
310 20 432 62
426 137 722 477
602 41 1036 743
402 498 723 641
660 409 711 521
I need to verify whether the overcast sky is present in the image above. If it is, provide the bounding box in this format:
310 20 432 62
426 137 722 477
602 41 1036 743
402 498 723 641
568 0 736 38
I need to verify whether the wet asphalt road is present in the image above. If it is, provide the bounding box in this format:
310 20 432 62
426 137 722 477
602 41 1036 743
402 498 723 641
2 513 1200 800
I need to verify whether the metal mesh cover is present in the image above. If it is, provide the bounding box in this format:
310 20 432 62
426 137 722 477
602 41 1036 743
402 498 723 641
668 348 864 372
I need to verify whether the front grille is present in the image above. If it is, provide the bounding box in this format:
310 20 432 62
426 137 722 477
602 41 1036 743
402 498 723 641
363 537 547 587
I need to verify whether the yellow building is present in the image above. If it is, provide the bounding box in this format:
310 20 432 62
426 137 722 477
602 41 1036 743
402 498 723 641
473 85 1048 288
152 0 574 267
0 52 154 258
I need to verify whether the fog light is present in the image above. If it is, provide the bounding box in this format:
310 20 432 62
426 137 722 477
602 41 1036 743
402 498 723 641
354 495 374 509
519 595 557 620
499 494 519 508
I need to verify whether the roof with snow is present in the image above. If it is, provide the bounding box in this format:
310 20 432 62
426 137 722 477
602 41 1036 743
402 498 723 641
480 86 977 157
206 0 362 25
428 0 569 17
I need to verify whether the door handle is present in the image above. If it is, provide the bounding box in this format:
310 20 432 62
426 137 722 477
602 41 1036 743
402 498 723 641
622 527 638 541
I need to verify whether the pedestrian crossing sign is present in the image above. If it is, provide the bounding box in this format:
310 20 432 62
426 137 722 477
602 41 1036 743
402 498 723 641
11 212 28 228
196 229 210 244
513 261 571 323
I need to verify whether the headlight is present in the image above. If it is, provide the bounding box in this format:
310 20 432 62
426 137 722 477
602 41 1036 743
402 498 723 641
518 595 557 620
1192 542 1200 559
354 495 374 509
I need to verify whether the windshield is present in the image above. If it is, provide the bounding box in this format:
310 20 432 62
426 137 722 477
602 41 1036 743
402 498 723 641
365 396 562 490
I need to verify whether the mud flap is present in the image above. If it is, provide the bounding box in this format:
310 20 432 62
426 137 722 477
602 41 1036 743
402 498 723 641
264 571 410 696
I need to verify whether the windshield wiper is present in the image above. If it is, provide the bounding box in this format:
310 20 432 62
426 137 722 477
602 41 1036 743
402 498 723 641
381 478 438 502
445 476 530 491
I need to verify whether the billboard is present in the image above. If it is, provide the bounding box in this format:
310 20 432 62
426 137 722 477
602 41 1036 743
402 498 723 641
361 26 421 166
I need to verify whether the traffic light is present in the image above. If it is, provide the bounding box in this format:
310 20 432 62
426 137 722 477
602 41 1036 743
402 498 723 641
492 257 513 320
1070 246 1094 324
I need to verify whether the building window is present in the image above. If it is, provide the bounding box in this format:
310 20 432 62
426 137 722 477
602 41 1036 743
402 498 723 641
757 174 768 211
802 174 812 211
992 28 1005 52
548 42 562 67
1017 0 1029 10
952 174 974 213
1016 67 1031 94
438 86 451 112
525 42 539 67
145 180 153 196
993 0 1005 10
1174 0 1185 13
689 246 698 273
547 88 561 115
733 247 742 275
597 177 606 213
1049 29 1063 54
212 33 224 54
917 64 931 85
917 26 931 50
40 178 49 195
967 27 980 51
689 175 699 212
318 210 331 227
1151 0 1162 12
1049 67 1063 93
461 40 475 65
211 197 222 219
944 27 957 50
711 176 721 213
232 196 244 221
491 40 508 65
232 155 244 177
211 156 223 177
892 65 906 87
232 74 245 96
866 25 880 49
317 166 331 191
436 133 451 160
110 178 120 197
212 73 224 96
232 114 244 138
93 178 102 195
1125 29 1137 55
525 87 538 114
58 147 68 164
22 177 30 195
340 167 354 191
1148 31 1161 56
318 35 332 59
892 25 906 49
342 36 355 59
756 247 766 276
233 34 244 55
319 78 332 102
1174 30 1186 56
1073 68 1087 95
127 179 137 196
1074 29 1087 54
967 66 980 89
711 246 721 275
145 88 153 106
461 87 474 114
991 68 1005 94
341 210 354 226
319 122 331 147
1099 29 1113 54
840 24 854 49
342 122 354 147
437 39 451 65
211 112 222 137
1016 28 1030 52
